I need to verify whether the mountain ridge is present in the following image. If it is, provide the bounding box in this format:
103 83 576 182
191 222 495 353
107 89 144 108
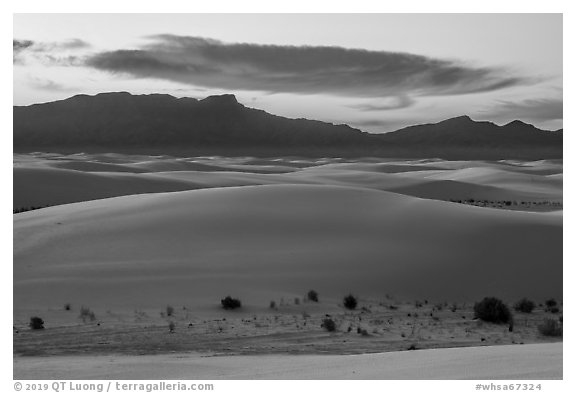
13 92 562 159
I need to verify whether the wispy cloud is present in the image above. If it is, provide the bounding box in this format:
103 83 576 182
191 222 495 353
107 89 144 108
479 98 563 123
13 39 34 64
13 38 91 65
347 96 415 111
84 35 529 98
28 77 75 92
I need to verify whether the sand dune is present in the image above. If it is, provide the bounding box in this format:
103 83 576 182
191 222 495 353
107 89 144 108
13 167 194 208
13 343 562 379
14 184 562 314
13 154 562 210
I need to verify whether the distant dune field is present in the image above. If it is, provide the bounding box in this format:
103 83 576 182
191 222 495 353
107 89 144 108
13 154 563 210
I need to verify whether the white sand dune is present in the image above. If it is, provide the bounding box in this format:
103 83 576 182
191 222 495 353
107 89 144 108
13 155 563 210
13 167 194 208
48 160 148 173
13 343 562 380
288 167 561 203
14 184 562 313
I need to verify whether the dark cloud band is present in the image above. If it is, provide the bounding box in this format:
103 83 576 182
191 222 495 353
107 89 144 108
84 35 527 98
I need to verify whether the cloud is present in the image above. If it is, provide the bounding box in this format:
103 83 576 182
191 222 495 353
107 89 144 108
28 77 75 92
347 95 415 111
56 39 91 50
13 38 90 65
480 98 563 122
13 39 34 63
84 35 528 98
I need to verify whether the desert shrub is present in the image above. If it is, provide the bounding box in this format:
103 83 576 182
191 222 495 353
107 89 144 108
321 318 336 332
307 290 319 302
29 316 44 330
343 294 358 310
545 298 557 311
357 327 369 336
221 296 242 310
166 305 174 317
538 318 562 337
168 321 175 333
79 306 96 323
473 297 511 324
514 298 535 313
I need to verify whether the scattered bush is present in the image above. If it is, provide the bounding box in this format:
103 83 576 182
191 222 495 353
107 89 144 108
473 297 512 324
166 305 174 317
321 318 336 332
514 298 535 313
29 316 44 330
221 296 242 310
538 318 562 337
79 306 96 323
343 294 358 310
168 321 175 333
549 306 560 314
357 327 369 336
64 303 71 311
269 300 276 309
545 298 557 312
307 290 319 302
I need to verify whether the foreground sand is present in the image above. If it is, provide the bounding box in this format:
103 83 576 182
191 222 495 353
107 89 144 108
14 343 562 380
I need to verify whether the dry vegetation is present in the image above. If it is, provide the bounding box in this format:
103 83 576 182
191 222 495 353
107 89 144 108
14 296 562 357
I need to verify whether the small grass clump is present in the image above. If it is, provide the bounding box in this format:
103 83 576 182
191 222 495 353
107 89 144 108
79 306 96 323
29 316 44 330
221 296 242 310
357 327 369 336
343 294 358 310
545 298 558 312
538 318 562 337
307 290 319 302
321 318 336 332
514 298 535 313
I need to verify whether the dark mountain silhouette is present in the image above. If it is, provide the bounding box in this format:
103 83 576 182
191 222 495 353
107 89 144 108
375 116 563 159
13 92 562 159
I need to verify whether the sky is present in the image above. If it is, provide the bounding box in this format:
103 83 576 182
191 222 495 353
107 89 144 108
13 13 563 133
